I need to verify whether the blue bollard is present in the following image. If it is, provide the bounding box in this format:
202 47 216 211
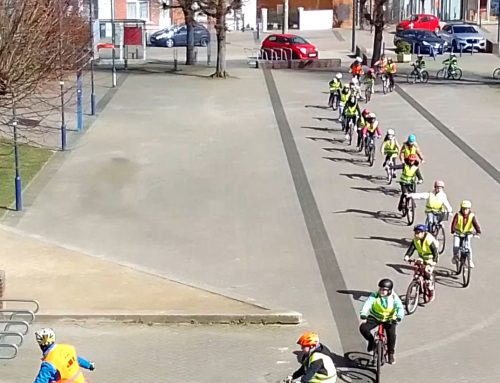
15 175 22 211
76 70 83 131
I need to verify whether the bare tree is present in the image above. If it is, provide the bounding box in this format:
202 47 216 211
0 0 90 145
198 0 242 78
159 0 198 65
370 0 387 66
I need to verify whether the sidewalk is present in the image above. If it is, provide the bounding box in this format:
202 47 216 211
0 225 299 324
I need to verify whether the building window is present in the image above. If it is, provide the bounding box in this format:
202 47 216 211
127 1 149 20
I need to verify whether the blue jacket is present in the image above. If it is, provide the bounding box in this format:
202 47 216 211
33 344 92 383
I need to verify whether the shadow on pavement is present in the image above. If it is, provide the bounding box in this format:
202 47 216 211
350 185 400 197
434 266 463 288
324 147 360 154
324 156 369 166
305 104 330 110
356 235 411 248
337 289 371 302
339 173 386 184
335 209 406 226
386 262 414 276
313 116 339 122
342 351 376 383
301 126 338 133
307 136 345 144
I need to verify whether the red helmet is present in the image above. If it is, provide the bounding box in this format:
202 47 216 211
297 332 319 348
408 154 418 162
362 108 370 116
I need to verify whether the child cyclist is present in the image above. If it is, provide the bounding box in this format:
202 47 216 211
381 129 401 167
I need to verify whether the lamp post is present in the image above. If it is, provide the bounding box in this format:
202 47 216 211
111 0 117 87
58 0 67 151
89 0 96 115
352 0 357 52
12 97 22 211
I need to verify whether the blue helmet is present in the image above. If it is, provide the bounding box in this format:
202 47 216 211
407 134 416 143
414 224 427 233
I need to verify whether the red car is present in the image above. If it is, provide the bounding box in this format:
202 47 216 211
396 14 440 32
261 34 318 60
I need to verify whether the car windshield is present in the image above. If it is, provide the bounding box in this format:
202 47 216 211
290 36 308 44
409 15 419 21
415 31 435 38
453 26 477 33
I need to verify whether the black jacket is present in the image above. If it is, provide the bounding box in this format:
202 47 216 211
292 344 335 382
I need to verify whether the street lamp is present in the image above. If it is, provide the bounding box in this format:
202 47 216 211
89 0 96 115
58 0 67 150
352 0 357 52
11 101 22 211
111 0 117 87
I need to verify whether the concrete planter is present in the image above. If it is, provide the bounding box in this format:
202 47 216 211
397 53 412 63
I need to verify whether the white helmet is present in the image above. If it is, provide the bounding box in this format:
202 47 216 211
335 73 342 79
461 200 472 209
356 57 362 63
387 129 395 136
367 112 376 119
35 328 56 347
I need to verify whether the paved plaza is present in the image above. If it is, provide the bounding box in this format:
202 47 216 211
2 27 500 382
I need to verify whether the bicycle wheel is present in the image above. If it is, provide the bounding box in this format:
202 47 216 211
406 197 415 225
407 72 417 84
376 340 383 383
405 280 420 314
387 167 393 185
365 88 372 104
455 252 462 275
436 69 445 79
369 146 375 167
493 68 500 80
382 79 388 94
421 70 429 83
462 253 471 288
452 68 462 80
436 225 446 254
348 124 354 146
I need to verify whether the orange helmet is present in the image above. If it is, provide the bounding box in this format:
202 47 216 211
297 332 319 348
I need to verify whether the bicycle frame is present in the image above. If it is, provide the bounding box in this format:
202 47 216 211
373 323 387 363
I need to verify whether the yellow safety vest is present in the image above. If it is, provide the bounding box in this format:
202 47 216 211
400 164 418 184
455 213 475 235
383 140 398 155
345 105 358 117
340 91 350 103
413 233 438 263
43 344 85 383
369 293 397 322
425 192 443 213
307 351 337 382
366 122 377 133
329 79 341 92
402 144 417 159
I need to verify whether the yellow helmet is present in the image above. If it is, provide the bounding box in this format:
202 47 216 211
461 200 472 209
35 328 56 347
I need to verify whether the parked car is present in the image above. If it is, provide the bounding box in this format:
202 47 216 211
396 14 440 32
261 34 318 60
150 24 210 48
440 23 486 51
394 29 448 54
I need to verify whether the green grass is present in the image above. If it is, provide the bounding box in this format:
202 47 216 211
0 141 53 208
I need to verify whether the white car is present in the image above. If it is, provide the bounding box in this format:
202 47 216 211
441 24 486 52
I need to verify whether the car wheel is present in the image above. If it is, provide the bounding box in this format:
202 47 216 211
200 38 209 47
165 38 174 48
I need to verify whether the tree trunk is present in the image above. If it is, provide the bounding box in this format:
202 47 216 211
184 8 196 65
370 0 386 66
212 14 227 78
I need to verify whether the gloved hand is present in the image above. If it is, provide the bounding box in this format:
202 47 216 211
284 375 293 383
89 362 95 371
404 256 410 262
417 179 423 184
474 235 481 239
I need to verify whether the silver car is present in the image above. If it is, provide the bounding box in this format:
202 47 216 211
441 24 486 51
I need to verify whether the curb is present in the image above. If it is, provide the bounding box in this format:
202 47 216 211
36 311 302 325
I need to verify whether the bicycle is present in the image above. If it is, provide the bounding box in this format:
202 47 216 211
373 323 388 383
381 74 392 94
436 66 462 80
384 155 397 185
398 181 417 225
454 233 478 288
365 135 376 167
406 64 429 84
405 259 435 315
493 67 500 80
329 91 340 111
364 81 375 103
428 212 448 254
345 117 355 146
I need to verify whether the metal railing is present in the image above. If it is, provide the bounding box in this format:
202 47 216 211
0 299 39 360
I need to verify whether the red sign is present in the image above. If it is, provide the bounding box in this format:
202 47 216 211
124 27 142 45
